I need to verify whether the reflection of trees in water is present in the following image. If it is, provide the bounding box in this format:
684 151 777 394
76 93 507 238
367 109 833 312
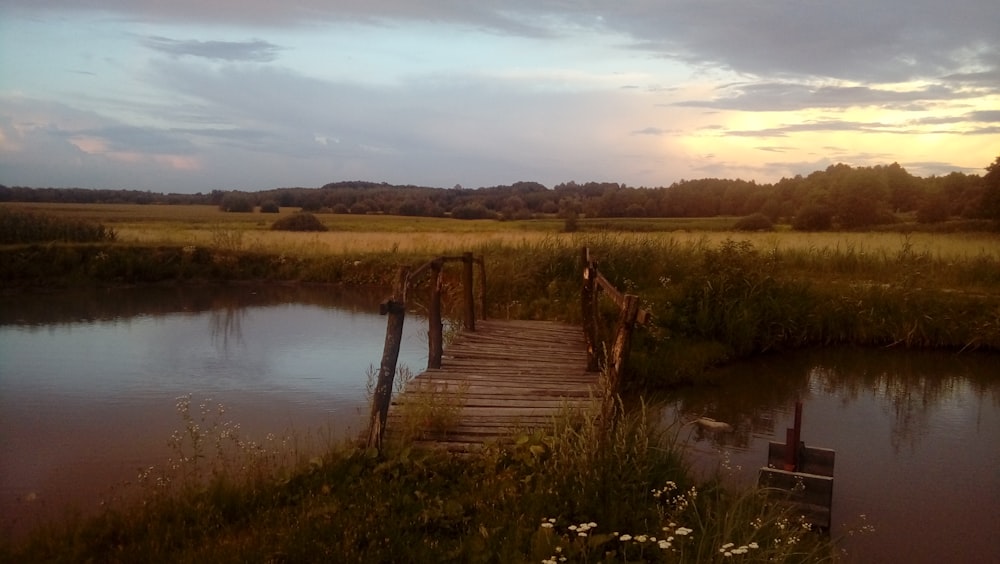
809 351 991 453
668 348 998 453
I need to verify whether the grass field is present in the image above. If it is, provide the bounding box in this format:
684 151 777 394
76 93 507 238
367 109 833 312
6 202 997 261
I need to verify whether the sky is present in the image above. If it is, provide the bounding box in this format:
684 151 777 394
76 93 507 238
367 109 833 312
1 1 998 193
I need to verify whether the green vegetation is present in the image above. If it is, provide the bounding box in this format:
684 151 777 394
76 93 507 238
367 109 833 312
1 400 840 563
0 207 116 244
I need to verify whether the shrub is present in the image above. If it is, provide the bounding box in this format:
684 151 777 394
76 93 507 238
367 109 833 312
259 200 280 214
0 207 116 243
792 204 833 231
733 212 774 231
219 192 254 213
271 212 328 232
451 203 496 220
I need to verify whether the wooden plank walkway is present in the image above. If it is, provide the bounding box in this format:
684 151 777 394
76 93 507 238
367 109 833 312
386 319 602 451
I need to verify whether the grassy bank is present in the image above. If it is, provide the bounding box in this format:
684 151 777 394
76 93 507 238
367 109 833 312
1 401 839 563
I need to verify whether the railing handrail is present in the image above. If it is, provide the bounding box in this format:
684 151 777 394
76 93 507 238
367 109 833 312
580 246 650 421
367 252 485 450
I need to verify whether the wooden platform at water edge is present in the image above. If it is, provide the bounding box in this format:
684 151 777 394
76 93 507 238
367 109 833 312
386 319 602 451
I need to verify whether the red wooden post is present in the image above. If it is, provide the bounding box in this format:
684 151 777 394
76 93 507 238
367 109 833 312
783 401 804 471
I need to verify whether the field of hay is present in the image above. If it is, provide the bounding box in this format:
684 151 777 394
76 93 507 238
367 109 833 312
6 202 997 261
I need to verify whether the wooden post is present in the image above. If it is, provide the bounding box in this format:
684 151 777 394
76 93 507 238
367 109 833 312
366 267 409 451
462 252 475 331
792 400 803 467
581 247 600 372
476 257 487 321
783 401 804 470
602 293 640 423
428 259 444 369
783 428 797 471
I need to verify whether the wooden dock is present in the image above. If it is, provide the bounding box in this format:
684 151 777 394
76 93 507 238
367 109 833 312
364 248 646 451
386 319 602 451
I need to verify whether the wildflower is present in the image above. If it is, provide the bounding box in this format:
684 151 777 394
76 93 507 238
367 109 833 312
675 527 693 536
720 542 735 552
748 542 759 549
636 535 648 543
541 522 554 529
658 539 672 549
620 534 632 541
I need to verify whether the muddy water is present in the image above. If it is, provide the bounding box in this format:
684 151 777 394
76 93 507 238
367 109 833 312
664 348 1000 564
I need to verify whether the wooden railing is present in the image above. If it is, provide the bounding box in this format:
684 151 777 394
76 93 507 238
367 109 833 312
580 247 651 419
366 252 485 450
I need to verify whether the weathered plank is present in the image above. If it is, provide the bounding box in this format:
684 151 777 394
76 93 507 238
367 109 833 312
385 319 601 450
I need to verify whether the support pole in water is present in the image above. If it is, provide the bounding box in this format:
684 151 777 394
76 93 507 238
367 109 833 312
366 266 409 451
784 400 804 471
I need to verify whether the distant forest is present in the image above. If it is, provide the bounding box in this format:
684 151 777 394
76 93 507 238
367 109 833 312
4 157 1000 230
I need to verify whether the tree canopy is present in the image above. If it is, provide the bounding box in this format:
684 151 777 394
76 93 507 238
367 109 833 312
3 157 996 230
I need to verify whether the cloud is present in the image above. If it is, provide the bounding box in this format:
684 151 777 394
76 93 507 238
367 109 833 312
631 127 667 136
675 82 974 112
724 120 894 138
9 1 998 84
142 37 284 62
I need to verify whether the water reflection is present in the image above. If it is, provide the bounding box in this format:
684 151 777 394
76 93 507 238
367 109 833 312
663 347 1000 564
668 348 998 453
209 297 246 351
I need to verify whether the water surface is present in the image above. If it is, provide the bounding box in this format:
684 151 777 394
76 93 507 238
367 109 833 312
665 348 1000 564
0 285 427 537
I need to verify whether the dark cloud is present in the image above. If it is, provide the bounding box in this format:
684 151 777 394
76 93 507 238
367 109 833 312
967 110 1000 123
10 1 999 84
143 37 283 62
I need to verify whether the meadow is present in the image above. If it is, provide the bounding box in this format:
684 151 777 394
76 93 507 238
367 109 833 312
5 202 997 260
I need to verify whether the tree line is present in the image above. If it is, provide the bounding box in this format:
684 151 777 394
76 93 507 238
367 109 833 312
3 157 999 229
